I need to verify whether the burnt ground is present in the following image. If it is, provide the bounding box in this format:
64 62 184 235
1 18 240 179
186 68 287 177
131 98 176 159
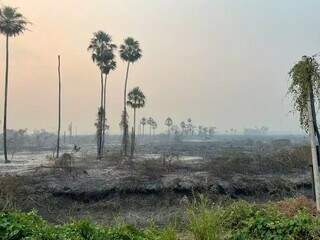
0 136 314 226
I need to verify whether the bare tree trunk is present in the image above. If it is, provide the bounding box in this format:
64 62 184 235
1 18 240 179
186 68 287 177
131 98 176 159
130 108 137 158
102 74 108 158
97 72 104 159
308 89 320 211
3 34 9 163
56 55 62 159
122 62 130 156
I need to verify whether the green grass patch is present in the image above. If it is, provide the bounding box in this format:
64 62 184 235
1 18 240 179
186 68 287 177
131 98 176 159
1 196 320 240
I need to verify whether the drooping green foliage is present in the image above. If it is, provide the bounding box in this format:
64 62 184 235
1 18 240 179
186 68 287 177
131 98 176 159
120 37 142 63
288 56 320 130
0 6 28 37
127 87 146 109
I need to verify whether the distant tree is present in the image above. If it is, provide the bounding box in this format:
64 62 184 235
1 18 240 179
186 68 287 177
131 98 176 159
0 6 29 163
180 121 186 135
8 128 27 160
198 125 203 136
127 87 146 157
209 127 216 137
152 121 158 136
68 122 73 144
147 117 154 137
119 37 142 156
164 117 173 135
140 117 147 136
88 31 117 159
187 118 193 135
288 55 320 210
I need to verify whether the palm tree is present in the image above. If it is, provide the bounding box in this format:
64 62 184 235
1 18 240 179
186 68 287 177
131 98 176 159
147 117 154 137
288 56 320 210
0 6 28 163
119 37 142 156
164 117 173 136
88 31 116 159
180 121 186 135
140 117 147 136
127 87 146 157
152 121 158 136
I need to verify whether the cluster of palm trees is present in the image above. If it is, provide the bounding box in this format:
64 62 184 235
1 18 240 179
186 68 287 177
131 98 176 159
87 32 144 159
0 4 146 162
164 117 216 138
139 117 158 137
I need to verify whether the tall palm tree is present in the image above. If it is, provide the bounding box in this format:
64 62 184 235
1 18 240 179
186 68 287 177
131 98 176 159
0 6 28 163
165 117 173 136
288 56 320 210
127 87 146 157
140 117 147 136
119 37 142 156
88 31 116 159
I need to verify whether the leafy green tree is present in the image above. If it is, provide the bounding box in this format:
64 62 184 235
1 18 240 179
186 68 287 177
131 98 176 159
119 37 142 156
288 55 320 210
127 87 146 157
88 31 116 159
0 6 29 163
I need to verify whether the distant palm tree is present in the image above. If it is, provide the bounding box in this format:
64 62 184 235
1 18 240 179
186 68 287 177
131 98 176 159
165 117 173 136
180 121 186 135
119 37 142 156
140 117 147 136
147 117 154 137
152 121 158 136
127 87 146 157
88 31 117 159
0 6 28 163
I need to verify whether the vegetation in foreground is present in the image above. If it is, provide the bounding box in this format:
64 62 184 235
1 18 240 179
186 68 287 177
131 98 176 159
1 196 320 240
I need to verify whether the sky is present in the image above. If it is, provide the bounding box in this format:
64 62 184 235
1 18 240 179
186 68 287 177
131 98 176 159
0 0 320 134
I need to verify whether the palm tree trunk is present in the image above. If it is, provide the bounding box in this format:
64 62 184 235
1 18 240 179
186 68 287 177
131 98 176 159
97 72 104 159
131 108 136 157
102 74 108 157
3 34 9 163
308 84 320 211
122 62 130 156
56 55 61 159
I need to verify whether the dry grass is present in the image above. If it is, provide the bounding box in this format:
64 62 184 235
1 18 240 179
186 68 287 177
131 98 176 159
275 196 317 217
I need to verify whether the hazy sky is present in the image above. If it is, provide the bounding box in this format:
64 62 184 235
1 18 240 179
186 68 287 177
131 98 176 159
1 0 320 134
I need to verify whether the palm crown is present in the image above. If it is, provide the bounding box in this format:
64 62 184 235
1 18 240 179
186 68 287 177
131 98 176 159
88 31 117 73
140 117 147 126
0 6 28 37
127 87 146 109
120 37 142 63
165 117 173 127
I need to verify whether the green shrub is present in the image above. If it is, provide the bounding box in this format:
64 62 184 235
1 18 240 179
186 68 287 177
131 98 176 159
1 198 320 240
187 195 224 240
